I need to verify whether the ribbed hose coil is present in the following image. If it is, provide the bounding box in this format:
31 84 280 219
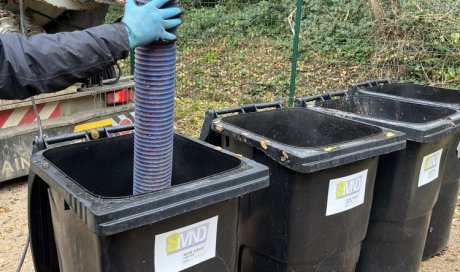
133 0 177 194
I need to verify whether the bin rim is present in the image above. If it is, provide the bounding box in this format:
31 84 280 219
204 106 406 173
298 94 460 143
42 133 245 201
29 132 269 236
352 81 460 110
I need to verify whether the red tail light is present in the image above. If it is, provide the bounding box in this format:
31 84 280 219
106 89 134 105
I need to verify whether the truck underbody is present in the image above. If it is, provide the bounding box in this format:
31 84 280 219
0 78 135 182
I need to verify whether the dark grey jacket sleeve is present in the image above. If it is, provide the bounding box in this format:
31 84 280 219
0 23 129 100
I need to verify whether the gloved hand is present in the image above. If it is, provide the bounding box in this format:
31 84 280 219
122 0 182 48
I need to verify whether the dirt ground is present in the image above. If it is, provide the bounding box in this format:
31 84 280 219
0 178 459 272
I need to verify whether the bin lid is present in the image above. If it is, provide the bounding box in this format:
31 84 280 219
29 133 269 236
311 95 460 143
205 107 405 173
355 82 460 109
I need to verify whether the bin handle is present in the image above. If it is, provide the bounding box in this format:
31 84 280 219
213 100 284 116
348 79 391 92
294 91 347 107
33 125 135 152
199 100 283 145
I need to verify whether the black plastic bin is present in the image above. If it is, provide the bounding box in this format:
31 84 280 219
200 102 406 272
296 94 460 272
348 80 460 259
28 130 269 272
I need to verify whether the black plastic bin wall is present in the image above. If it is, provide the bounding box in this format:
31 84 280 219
349 80 460 260
199 102 406 272
295 94 460 272
28 131 269 272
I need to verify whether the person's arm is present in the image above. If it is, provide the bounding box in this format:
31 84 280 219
0 23 129 100
0 0 181 100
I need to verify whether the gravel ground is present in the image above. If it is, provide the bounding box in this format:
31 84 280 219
0 178 459 272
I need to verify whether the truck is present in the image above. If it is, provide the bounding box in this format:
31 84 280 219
0 0 135 182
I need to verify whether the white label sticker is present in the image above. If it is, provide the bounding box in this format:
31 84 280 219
154 216 218 272
418 149 443 187
326 169 368 216
457 141 460 159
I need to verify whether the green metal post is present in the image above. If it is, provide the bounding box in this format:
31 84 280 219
288 0 302 107
130 49 135 75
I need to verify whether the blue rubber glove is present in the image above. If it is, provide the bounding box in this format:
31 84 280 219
122 0 182 48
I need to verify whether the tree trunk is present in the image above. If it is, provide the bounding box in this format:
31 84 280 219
391 0 401 16
368 0 386 22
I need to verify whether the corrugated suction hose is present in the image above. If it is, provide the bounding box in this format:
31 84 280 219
133 0 179 194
